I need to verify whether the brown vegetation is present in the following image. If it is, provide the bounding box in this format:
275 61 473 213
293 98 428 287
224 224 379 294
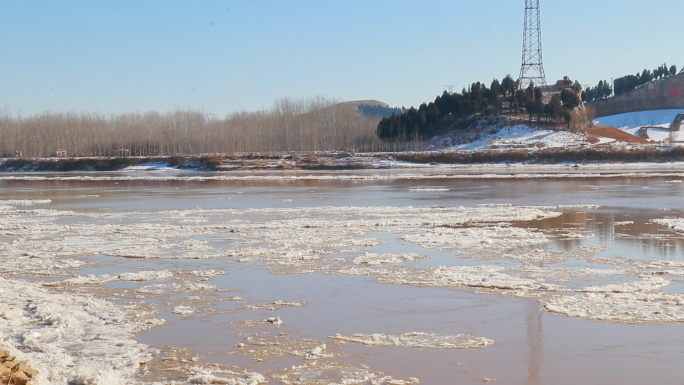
0 155 227 172
0 97 383 158
585 125 650 144
3 146 683 172
395 146 684 164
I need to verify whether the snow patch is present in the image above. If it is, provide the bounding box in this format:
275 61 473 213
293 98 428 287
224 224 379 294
451 125 589 151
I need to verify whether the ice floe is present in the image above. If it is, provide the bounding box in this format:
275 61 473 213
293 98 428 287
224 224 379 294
577 276 669 293
408 188 450 192
263 317 283 325
352 253 427 266
0 199 52 206
172 306 196 316
373 266 566 297
0 277 161 385
187 367 267 385
330 332 494 349
653 218 684 234
542 292 684 323
402 226 550 255
268 360 420 385
301 344 333 360
56 270 174 285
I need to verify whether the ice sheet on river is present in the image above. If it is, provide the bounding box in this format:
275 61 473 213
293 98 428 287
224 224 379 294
0 202 563 264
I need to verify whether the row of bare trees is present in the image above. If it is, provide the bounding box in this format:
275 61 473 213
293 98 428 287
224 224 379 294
0 97 390 158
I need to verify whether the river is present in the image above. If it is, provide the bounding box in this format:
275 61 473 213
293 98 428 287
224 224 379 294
1 167 684 384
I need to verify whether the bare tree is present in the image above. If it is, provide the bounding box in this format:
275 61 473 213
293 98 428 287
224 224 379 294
0 97 382 158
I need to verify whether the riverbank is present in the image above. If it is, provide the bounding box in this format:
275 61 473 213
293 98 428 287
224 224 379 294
2 146 684 173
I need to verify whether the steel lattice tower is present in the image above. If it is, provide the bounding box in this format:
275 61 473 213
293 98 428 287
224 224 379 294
519 0 547 89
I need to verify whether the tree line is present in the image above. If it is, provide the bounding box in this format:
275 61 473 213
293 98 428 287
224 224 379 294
0 97 386 158
584 62 680 102
357 104 406 118
377 75 585 140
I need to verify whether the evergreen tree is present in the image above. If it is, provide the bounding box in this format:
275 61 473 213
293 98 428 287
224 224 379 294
502 75 516 96
560 89 581 109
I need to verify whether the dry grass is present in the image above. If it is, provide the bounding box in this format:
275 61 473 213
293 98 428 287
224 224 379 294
396 147 684 164
585 125 649 144
3 147 684 172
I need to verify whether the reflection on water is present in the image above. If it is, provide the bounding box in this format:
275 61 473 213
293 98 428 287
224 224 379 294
526 300 542 385
520 208 684 261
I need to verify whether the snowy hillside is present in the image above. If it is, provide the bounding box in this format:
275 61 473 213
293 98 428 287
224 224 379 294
595 109 684 141
449 125 589 151
595 109 682 129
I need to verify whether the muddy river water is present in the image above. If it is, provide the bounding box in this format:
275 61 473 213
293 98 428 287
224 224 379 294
1 167 684 384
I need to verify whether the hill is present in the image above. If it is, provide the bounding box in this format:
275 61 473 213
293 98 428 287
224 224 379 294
587 73 684 117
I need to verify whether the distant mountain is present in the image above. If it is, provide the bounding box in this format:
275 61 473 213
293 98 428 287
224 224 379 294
335 100 406 118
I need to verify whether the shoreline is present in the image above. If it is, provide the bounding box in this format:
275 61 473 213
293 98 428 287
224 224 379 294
1 147 684 173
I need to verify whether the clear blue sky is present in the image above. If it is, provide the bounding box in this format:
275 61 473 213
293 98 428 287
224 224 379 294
2 0 683 117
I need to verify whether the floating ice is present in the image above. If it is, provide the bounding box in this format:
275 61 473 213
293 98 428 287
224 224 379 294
330 332 494 349
189 270 226 278
0 255 84 278
268 360 420 385
0 199 51 206
402 226 550 255
263 317 283 325
578 276 669 293
2 198 657 381
408 188 450 192
614 221 634 226
57 270 173 285
272 300 304 307
352 253 426 266
173 306 196 315
187 367 267 385
302 344 333 360
653 218 684 235
542 291 684 323
0 277 160 385
374 266 566 296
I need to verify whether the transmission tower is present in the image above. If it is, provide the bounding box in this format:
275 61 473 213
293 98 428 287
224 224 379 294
519 0 547 89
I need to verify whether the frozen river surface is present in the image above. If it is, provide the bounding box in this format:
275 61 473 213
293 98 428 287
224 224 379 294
2 168 684 384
